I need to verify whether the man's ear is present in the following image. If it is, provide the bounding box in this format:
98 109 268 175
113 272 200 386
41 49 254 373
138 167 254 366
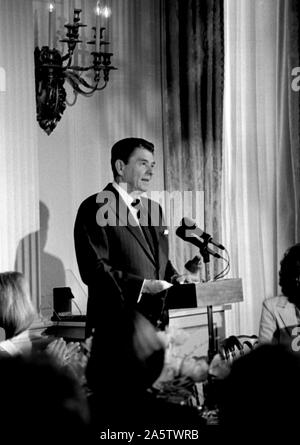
115 159 125 177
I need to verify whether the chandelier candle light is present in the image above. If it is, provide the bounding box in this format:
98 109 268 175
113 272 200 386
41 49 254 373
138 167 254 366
48 3 54 48
96 2 101 51
34 1 116 135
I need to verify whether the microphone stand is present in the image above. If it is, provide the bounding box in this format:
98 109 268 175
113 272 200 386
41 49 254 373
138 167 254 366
197 238 217 364
198 236 221 414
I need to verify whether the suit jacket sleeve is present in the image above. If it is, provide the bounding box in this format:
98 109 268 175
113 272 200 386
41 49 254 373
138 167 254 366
164 259 178 282
156 202 178 281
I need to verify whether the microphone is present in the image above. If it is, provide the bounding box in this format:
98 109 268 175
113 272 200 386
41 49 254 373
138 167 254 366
177 217 225 250
176 225 222 259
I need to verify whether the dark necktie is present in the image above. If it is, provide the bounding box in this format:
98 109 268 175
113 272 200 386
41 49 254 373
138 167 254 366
131 198 141 219
131 199 156 258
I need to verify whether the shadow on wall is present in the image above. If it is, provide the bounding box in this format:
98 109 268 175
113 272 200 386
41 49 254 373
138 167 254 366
15 201 66 319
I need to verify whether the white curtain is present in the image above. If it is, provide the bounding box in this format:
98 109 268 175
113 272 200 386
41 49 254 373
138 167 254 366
0 0 40 309
222 0 299 335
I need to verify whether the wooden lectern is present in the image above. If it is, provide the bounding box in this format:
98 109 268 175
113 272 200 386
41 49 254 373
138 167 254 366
194 278 243 307
166 278 243 361
167 278 243 309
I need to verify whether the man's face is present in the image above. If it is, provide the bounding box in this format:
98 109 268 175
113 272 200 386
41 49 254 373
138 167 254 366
119 147 156 194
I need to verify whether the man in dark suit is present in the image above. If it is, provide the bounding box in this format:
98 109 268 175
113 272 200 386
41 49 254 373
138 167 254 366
74 138 191 336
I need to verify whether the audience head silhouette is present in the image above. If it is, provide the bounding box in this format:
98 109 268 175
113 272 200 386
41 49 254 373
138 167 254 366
219 344 300 433
0 354 90 443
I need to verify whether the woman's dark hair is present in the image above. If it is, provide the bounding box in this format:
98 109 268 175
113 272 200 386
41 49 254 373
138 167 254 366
111 138 154 179
279 243 300 302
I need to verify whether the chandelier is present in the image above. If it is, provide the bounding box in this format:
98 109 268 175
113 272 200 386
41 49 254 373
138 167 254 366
34 2 117 135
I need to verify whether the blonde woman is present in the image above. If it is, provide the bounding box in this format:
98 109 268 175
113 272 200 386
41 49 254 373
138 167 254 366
0 272 80 365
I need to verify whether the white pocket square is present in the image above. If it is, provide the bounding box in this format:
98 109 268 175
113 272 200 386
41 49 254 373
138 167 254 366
163 229 169 235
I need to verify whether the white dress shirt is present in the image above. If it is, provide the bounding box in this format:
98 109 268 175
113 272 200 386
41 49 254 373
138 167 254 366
112 181 143 226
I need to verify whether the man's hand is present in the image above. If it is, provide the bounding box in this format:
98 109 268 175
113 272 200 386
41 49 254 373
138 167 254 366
142 279 173 294
46 338 81 367
208 353 231 380
45 337 68 367
171 274 194 284
132 311 166 361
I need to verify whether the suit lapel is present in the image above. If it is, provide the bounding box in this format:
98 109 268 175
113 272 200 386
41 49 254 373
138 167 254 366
143 198 165 270
104 184 157 265
277 299 298 336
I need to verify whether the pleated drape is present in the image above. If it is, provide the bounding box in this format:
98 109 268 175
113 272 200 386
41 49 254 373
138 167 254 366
161 0 224 278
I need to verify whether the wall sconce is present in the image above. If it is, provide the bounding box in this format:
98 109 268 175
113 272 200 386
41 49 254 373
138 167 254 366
34 2 117 135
